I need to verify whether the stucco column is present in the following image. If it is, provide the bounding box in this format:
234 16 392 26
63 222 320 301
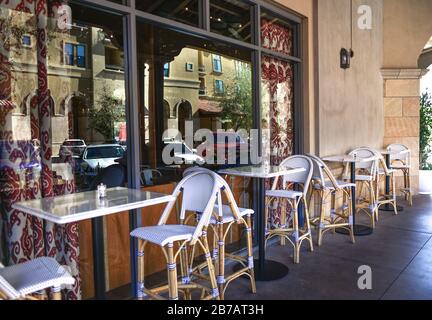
381 68 429 195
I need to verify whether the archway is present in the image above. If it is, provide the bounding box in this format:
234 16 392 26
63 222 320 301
176 100 192 140
64 92 87 140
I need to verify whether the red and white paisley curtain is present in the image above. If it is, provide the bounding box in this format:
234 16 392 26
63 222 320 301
0 0 80 299
261 18 295 228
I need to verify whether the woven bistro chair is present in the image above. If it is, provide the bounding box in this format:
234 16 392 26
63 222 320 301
0 258 75 300
368 148 399 219
130 171 220 300
183 167 256 299
307 155 356 246
343 148 379 228
387 143 413 206
265 155 314 264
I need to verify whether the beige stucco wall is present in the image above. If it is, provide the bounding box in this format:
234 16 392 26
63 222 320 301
316 0 383 156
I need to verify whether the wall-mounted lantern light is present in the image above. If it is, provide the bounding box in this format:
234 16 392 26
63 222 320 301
340 48 354 69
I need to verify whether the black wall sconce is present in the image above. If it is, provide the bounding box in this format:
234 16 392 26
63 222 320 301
340 48 354 69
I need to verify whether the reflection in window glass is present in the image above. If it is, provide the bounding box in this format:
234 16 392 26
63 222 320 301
136 21 252 177
136 20 253 256
136 0 199 27
210 0 252 43
214 80 224 94
261 11 294 56
76 44 86 67
212 54 222 73
0 1 127 300
64 43 74 65
22 35 32 46
163 63 170 77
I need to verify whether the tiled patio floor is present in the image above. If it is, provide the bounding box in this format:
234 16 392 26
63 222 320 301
224 195 432 300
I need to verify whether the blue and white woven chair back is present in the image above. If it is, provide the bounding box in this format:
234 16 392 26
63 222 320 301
183 167 242 221
350 148 378 174
388 143 410 164
279 155 313 197
306 154 326 186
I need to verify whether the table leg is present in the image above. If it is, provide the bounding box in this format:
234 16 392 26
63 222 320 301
92 216 106 299
336 162 373 236
253 178 289 281
380 154 404 212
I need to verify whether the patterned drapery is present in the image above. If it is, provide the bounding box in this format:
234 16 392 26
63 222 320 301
261 18 295 228
0 0 80 299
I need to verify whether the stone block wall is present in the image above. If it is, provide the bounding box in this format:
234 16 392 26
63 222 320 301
382 69 428 195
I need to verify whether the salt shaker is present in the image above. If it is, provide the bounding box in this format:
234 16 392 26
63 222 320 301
352 151 358 160
97 183 107 198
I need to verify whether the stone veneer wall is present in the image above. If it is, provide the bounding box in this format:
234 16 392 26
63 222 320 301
382 68 429 195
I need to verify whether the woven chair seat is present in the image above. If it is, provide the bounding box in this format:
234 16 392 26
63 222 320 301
0 257 75 299
265 189 303 199
210 205 254 224
130 225 197 246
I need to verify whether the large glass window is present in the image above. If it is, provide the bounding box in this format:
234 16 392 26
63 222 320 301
0 1 127 300
136 0 199 27
261 10 294 57
136 20 252 177
210 0 252 43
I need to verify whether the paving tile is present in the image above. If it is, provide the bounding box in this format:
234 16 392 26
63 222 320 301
381 273 432 300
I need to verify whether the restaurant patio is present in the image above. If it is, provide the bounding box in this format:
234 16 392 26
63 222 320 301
1 0 432 302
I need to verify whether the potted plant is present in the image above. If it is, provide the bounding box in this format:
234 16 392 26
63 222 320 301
419 91 432 194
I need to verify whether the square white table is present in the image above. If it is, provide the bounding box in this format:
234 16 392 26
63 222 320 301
218 165 306 282
13 187 175 300
322 154 380 236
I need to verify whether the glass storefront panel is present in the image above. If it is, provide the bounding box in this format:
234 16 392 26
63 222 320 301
136 20 253 250
210 0 252 43
261 53 295 229
261 10 294 56
136 0 200 27
0 1 127 299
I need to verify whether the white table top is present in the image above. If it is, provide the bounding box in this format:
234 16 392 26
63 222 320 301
218 165 305 179
322 154 380 163
12 187 175 224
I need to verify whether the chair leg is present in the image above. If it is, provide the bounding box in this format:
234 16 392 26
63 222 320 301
407 169 413 206
292 201 300 264
245 214 257 294
137 239 146 299
217 222 225 300
280 200 287 246
201 231 219 300
303 198 314 252
180 245 192 300
51 286 62 300
392 173 398 216
317 190 325 247
348 188 355 244
369 182 376 229
264 196 270 247
167 242 178 300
